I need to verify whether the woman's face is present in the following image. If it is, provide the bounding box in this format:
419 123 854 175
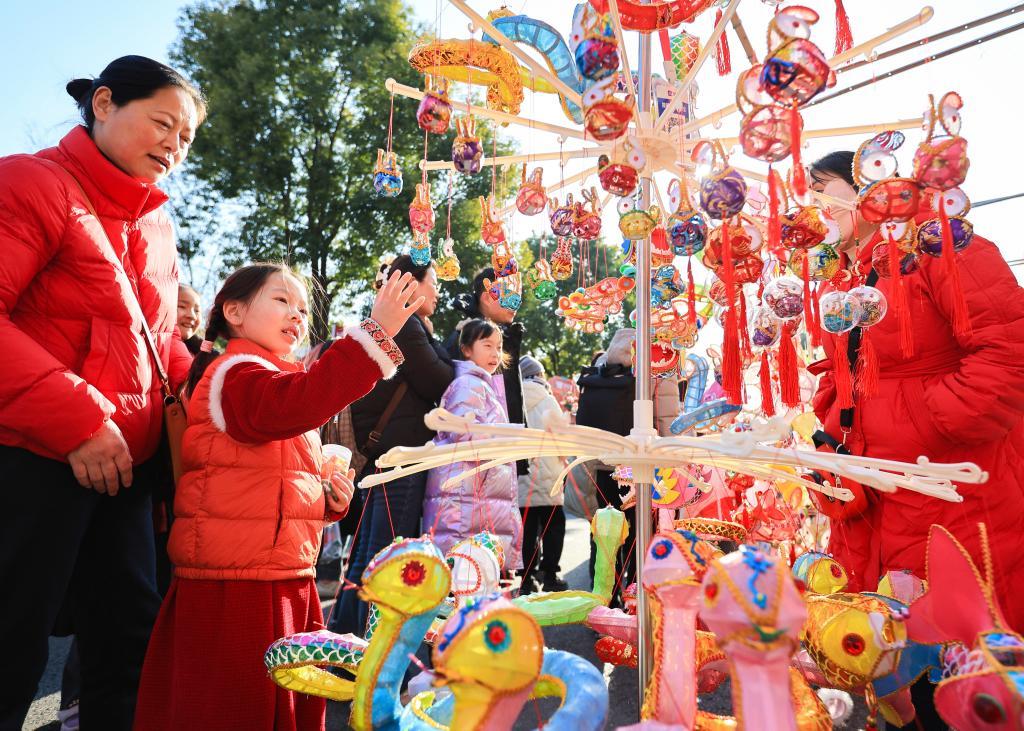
177 288 201 340
416 268 440 317
810 172 865 253
91 85 198 184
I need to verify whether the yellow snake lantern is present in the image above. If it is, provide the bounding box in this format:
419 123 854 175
409 38 525 116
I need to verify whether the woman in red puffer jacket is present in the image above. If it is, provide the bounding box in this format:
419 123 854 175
807 151 1024 635
0 56 205 731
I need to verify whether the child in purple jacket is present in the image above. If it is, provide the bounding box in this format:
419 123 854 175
423 319 522 569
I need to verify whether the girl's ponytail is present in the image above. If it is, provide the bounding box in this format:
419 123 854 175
184 305 228 397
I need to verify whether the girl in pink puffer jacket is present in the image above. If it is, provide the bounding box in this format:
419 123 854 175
423 319 522 569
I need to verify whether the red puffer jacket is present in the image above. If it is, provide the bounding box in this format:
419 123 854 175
811 225 1024 631
0 126 190 462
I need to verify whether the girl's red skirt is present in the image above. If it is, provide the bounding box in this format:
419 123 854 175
134 576 326 731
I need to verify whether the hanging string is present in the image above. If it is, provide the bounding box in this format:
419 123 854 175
386 91 395 154
446 171 454 240
422 129 429 186
491 129 498 198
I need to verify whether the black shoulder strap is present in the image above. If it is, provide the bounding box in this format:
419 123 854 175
839 268 880 430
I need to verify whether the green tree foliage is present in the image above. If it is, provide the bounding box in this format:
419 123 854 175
171 0 511 340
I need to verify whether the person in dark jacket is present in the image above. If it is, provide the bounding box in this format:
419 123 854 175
575 328 637 606
330 255 454 635
444 267 528 475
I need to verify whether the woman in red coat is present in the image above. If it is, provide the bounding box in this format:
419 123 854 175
808 151 1024 632
0 56 205 730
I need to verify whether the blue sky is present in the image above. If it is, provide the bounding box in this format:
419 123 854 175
3 0 1021 272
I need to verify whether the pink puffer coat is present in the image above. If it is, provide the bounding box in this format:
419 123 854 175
423 360 522 569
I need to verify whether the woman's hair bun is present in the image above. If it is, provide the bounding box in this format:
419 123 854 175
66 78 95 102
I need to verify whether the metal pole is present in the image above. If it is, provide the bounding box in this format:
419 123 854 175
634 28 655 716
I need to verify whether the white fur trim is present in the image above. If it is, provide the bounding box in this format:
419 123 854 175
344 325 398 379
208 354 280 432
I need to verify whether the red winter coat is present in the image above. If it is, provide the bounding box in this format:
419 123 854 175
0 126 190 462
811 226 1024 631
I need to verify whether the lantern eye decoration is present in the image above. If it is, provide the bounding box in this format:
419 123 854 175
841 632 866 656
401 560 427 587
854 131 905 185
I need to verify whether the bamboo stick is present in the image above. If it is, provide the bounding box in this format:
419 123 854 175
708 117 924 148
385 78 586 140
730 12 759 65
448 0 584 107
606 0 643 127
831 6 934 67
420 146 609 172
497 165 599 218
654 0 743 132
668 6 935 136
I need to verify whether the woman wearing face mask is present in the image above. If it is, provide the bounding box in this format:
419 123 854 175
808 152 1024 633
0 56 205 730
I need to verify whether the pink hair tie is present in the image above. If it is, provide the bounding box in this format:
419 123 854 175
199 340 214 353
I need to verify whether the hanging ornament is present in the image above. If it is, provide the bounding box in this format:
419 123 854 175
762 276 804 321
551 237 574 280
692 140 747 220
548 195 576 237
583 74 634 141
572 187 603 240
524 259 558 301
598 137 645 196
913 92 969 191
666 177 708 256
780 205 830 250
484 271 523 311
571 6 620 81
650 226 675 268
749 305 782 349
435 237 460 281
479 195 506 245
409 234 432 267
651 264 685 308
848 286 887 328
788 244 841 281
739 104 799 163
416 76 453 134
819 291 863 335
516 166 547 216
853 131 921 224
669 31 701 79
761 7 835 106
372 149 403 197
556 276 635 333
618 196 661 241
451 116 483 175
409 183 435 237
917 215 974 256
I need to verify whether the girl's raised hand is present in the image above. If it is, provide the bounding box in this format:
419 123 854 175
371 271 425 337
324 467 356 518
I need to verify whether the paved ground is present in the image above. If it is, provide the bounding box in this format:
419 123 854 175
27 516 869 729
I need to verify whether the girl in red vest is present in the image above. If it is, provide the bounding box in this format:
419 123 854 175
134 263 423 731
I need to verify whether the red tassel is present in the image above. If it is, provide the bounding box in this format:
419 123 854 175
834 0 854 55
810 282 822 348
939 198 973 338
778 321 801 407
768 167 783 258
739 289 752 361
834 332 854 410
714 9 732 76
799 259 820 347
886 229 915 358
759 350 776 417
687 258 696 326
855 333 879 397
720 221 743 405
789 104 807 197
